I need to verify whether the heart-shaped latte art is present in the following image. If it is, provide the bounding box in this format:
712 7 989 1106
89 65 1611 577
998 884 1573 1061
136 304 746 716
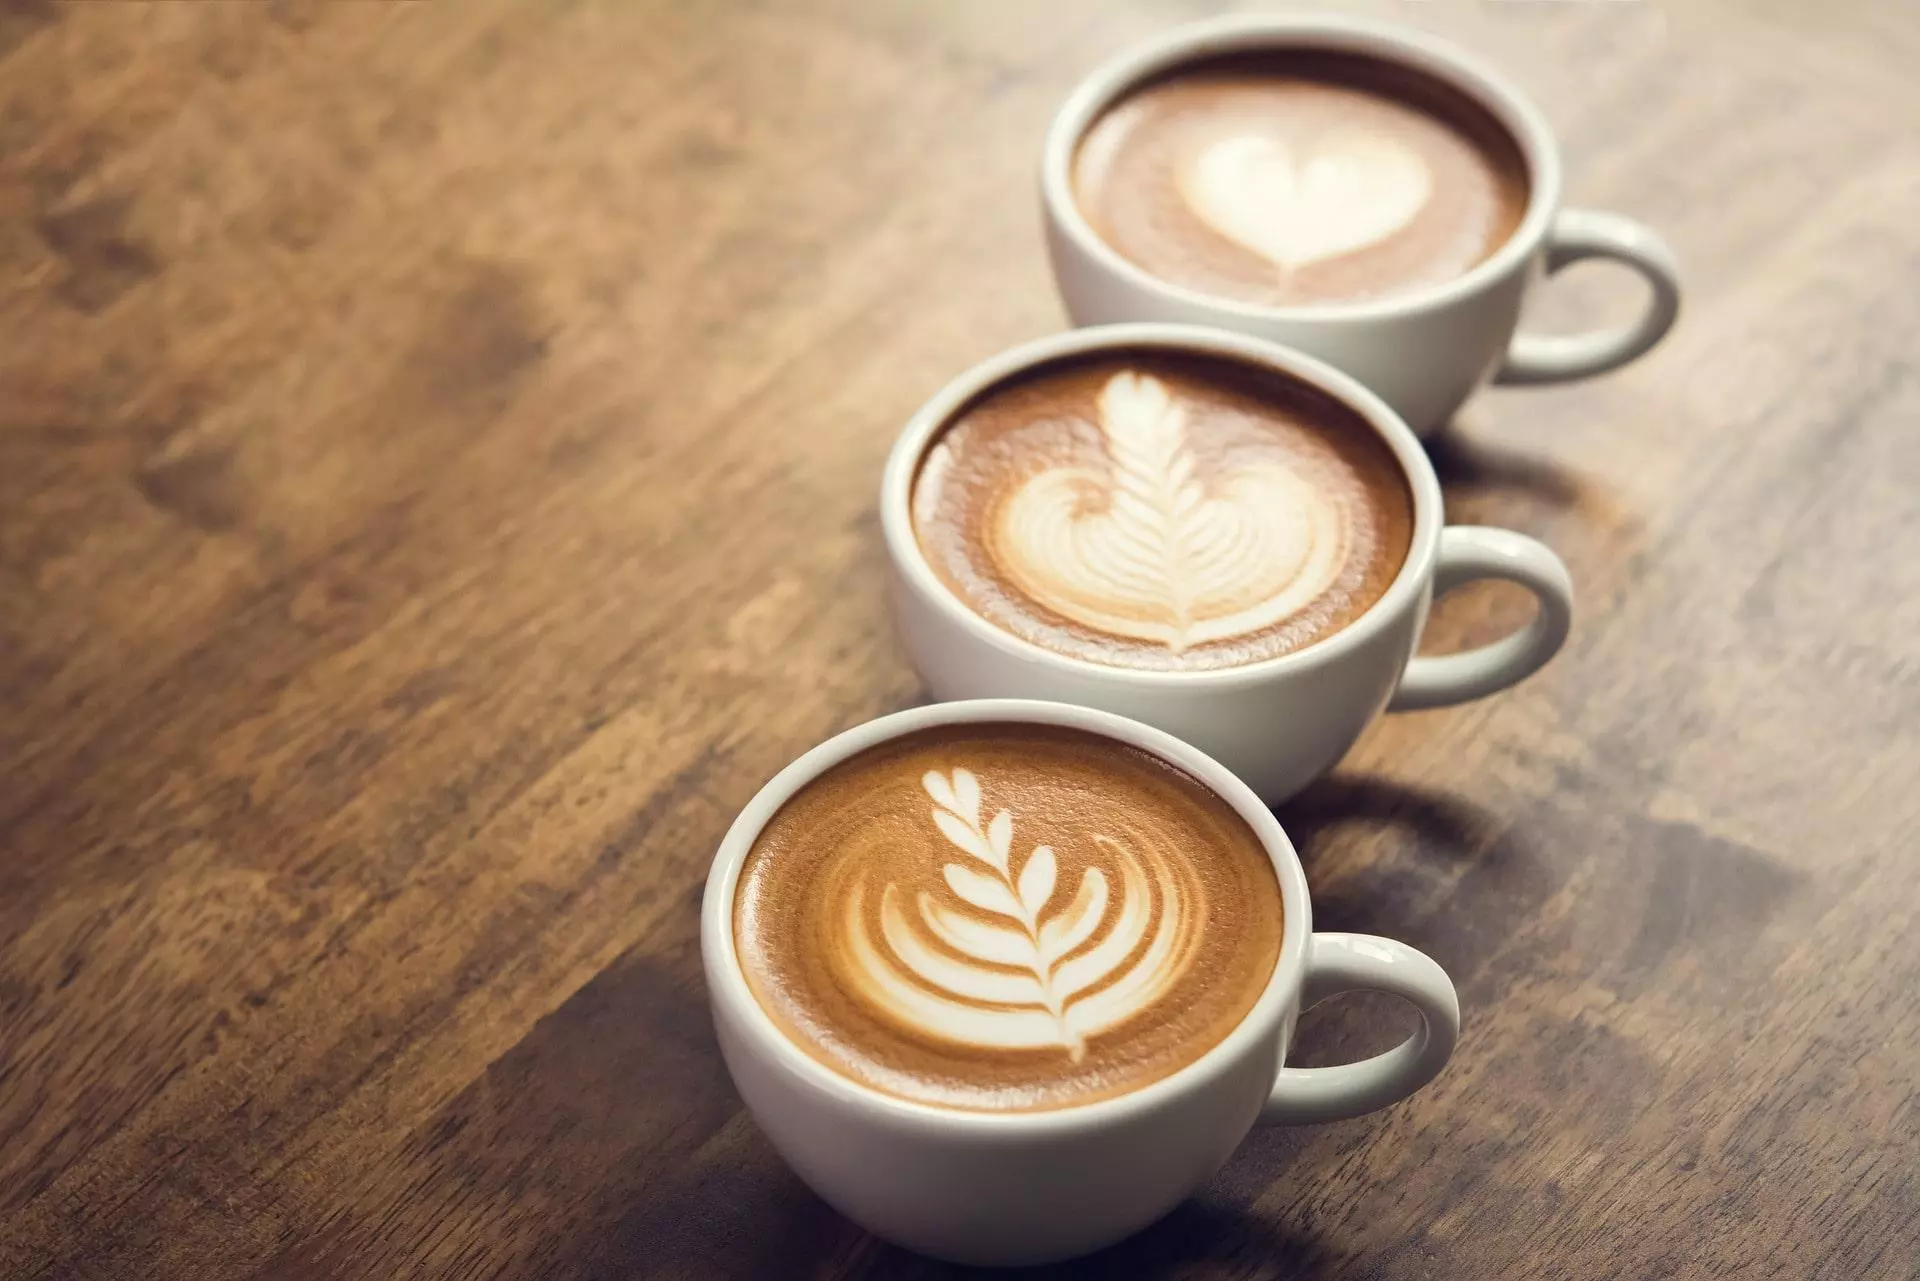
992 372 1346 653
1179 131 1433 271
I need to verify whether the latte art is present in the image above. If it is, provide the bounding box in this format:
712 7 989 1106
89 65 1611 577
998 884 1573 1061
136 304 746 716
845 767 1201 1058
912 353 1413 672
1071 54 1530 306
994 371 1344 653
1180 131 1432 272
733 724 1284 1111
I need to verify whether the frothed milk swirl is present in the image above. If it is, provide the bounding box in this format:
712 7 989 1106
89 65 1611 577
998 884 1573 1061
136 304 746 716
733 724 1283 1112
911 352 1413 672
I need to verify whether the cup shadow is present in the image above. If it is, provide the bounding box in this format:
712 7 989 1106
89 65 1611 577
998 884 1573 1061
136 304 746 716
1277 772 1502 875
1272 770 1542 1016
1420 419 1617 530
860 1196 1342 1280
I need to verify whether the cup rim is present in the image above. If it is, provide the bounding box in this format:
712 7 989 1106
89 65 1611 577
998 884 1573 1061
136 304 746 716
1039 11 1565 323
878 322 1444 689
700 698 1314 1135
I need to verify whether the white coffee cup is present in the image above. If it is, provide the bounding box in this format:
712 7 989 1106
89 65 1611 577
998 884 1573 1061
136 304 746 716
1041 13 1682 435
881 323 1573 804
702 698 1460 1266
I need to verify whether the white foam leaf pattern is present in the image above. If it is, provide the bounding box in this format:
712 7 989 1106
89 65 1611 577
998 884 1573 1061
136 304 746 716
943 862 1022 920
1179 131 1432 272
1017 845 1057 916
996 371 1347 653
920 894 1032 967
933 810 995 868
1038 868 1107 965
844 768 1198 1059
922 770 957 815
952 768 981 827
985 808 1013 872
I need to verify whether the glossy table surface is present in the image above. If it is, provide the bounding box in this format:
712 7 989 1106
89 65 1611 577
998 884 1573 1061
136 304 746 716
2 2 1916 1277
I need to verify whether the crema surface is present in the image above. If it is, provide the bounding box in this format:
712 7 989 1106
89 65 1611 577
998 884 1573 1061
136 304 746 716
1073 53 1530 306
911 353 1413 671
734 725 1284 1111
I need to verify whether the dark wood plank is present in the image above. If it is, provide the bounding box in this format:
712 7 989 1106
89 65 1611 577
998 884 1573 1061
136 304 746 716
2 1 1915 1277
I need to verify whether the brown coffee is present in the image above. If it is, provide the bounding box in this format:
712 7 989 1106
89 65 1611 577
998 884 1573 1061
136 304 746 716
910 352 1413 672
734 723 1283 1112
1072 52 1530 306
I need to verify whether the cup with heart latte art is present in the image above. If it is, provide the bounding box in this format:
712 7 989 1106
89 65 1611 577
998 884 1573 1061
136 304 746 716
1042 13 1683 434
882 324 1575 804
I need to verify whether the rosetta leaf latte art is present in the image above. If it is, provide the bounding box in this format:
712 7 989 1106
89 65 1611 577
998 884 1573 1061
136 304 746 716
995 372 1349 652
844 767 1199 1059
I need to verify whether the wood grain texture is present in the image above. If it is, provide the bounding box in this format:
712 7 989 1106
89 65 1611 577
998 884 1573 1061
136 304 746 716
2 1 1915 1277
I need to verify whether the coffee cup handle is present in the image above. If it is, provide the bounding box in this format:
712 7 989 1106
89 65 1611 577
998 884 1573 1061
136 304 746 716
1260 933 1460 1125
1494 207 1681 385
1388 526 1574 712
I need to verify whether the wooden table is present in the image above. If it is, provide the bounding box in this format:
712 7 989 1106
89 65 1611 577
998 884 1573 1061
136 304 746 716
3 2 1915 1277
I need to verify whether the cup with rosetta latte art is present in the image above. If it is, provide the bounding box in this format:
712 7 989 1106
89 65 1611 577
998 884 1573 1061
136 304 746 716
1042 13 1682 435
702 698 1460 1266
881 323 1575 804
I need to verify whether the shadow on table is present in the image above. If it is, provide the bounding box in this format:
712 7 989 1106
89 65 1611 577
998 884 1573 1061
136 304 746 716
1420 415 1642 559
861 1196 1340 1279
1278 772 1500 869
1421 424 1593 514
1274 770 1539 1045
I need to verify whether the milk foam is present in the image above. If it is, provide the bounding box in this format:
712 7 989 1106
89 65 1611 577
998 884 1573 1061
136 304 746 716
911 354 1415 672
993 371 1346 653
1069 58 1530 306
842 767 1200 1058
1179 130 1432 271
732 725 1287 1112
